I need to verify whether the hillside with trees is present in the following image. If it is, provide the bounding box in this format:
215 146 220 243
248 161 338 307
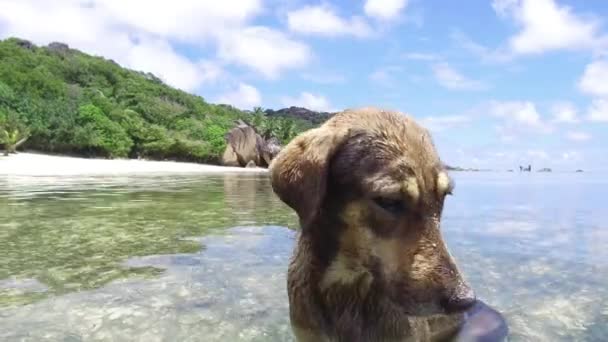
0 38 325 164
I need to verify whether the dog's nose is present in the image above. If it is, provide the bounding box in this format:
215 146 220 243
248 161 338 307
441 282 477 313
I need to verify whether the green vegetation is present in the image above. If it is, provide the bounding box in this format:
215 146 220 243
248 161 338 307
250 106 304 142
0 38 315 162
0 127 28 156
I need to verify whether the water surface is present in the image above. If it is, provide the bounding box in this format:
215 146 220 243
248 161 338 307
1 172 607 341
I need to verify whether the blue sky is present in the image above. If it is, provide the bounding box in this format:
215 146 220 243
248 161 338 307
1 0 607 171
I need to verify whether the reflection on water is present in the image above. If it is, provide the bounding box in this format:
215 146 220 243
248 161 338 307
0 172 607 341
0 174 296 307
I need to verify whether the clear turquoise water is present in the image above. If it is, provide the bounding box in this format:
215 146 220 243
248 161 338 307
0 172 606 341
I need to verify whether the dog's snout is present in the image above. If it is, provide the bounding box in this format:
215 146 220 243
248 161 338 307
441 282 476 313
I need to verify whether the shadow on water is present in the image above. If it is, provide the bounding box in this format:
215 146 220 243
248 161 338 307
0 172 607 341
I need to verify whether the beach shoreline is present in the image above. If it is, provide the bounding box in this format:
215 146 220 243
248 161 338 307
0 152 268 176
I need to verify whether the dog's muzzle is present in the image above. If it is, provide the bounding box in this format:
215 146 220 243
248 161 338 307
440 281 477 314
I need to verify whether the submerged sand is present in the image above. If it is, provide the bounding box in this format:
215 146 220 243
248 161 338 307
0 152 267 176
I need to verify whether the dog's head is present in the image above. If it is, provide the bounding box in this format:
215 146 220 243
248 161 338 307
270 107 475 317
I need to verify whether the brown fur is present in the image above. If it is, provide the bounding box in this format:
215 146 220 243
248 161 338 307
270 107 473 342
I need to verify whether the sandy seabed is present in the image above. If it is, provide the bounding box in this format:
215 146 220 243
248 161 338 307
0 152 268 176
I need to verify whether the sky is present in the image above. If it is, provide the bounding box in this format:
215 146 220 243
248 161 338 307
0 0 607 171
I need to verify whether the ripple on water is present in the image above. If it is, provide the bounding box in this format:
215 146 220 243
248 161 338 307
0 226 296 342
1 173 607 341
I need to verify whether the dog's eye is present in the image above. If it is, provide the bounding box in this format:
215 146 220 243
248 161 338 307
373 197 406 215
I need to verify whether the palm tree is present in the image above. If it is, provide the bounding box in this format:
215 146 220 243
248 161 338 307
252 106 265 116
249 106 268 135
280 118 296 143
1 128 28 156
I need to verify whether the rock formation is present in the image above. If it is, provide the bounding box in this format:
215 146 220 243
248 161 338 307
47 42 70 53
14 38 34 50
221 121 282 168
261 136 281 166
221 143 240 167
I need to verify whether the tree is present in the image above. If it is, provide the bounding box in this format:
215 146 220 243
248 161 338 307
1 128 29 155
0 38 320 164
73 104 133 157
249 107 266 134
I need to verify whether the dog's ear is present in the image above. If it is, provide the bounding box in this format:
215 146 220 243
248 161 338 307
270 126 349 229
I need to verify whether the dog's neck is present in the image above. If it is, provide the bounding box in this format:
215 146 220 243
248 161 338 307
288 231 434 342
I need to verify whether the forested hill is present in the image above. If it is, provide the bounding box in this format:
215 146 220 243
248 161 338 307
0 37 324 163
264 107 333 126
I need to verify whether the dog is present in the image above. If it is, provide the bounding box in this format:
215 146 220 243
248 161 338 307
269 107 489 341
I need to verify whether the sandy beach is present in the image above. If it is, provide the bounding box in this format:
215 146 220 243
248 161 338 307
0 152 268 176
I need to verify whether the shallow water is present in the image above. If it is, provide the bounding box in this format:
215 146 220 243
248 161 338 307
0 172 607 341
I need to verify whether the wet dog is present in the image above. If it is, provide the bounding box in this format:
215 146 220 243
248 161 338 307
270 107 500 341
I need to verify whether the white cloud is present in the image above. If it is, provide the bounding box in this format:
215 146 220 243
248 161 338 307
0 0 310 90
551 102 580 124
487 100 554 137
364 0 409 21
217 26 311 79
492 0 603 55
489 100 542 126
561 151 582 162
280 92 335 112
198 61 225 84
587 99 608 122
455 1 606 63
419 115 471 132
369 66 403 85
123 39 224 91
440 144 597 171
526 149 549 160
566 131 592 142
217 83 262 110
402 52 441 61
98 0 263 42
492 0 520 17
287 5 372 38
431 63 486 91
450 30 511 63
497 129 517 143
578 60 608 97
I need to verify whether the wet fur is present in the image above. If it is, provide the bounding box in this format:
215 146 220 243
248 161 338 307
270 107 471 341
